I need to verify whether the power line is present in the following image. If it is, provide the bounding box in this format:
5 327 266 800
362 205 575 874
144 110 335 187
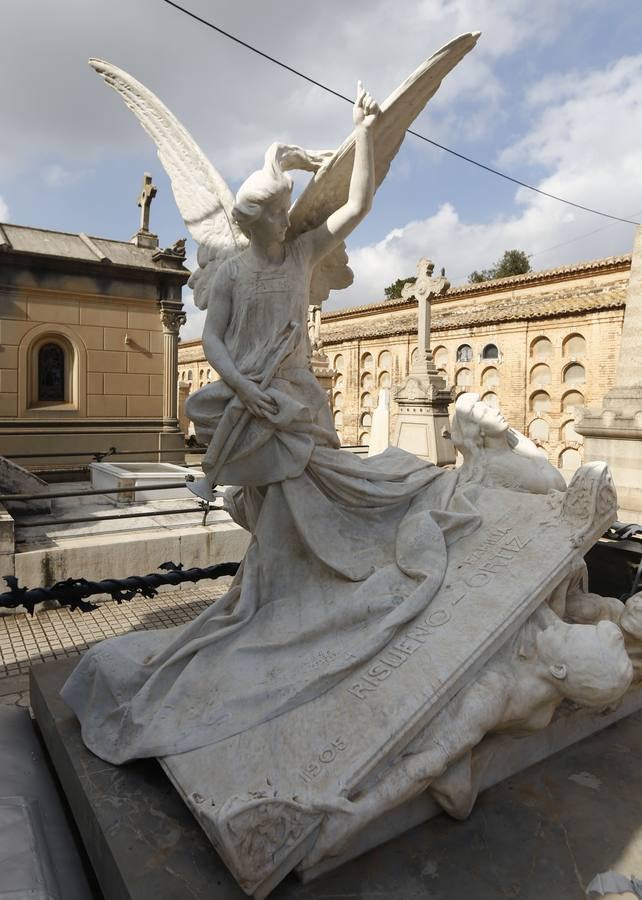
530 209 642 259
159 0 640 227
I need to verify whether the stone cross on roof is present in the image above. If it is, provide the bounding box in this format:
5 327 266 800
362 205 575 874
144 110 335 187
402 257 450 374
137 173 157 233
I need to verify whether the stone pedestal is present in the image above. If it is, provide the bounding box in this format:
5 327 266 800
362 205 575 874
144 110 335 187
577 226 642 520
392 373 456 465
29 658 642 900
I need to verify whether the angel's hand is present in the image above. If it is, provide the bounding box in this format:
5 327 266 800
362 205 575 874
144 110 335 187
235 379 278 418
353 80 380 130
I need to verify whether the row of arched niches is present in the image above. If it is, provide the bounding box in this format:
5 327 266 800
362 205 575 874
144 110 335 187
330 333 588 469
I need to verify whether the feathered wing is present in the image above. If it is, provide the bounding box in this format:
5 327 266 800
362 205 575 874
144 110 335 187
89 59 248 309
289 32 481 305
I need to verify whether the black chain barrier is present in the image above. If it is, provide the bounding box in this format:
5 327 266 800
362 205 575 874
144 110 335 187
0 560 240 615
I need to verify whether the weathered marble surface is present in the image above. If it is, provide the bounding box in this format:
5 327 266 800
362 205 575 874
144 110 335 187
32 659 642 900
160 459 618 896
0 705 91 900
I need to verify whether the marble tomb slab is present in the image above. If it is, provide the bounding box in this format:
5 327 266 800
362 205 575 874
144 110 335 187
30 657 642 900
159 463 617 896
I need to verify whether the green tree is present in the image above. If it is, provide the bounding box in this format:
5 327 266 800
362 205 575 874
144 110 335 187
468 249 531 283
384 275 416 300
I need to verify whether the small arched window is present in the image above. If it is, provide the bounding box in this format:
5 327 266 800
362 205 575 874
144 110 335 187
433 346 448 368
559 447 582 471
482 367 500 388
37 342 66 402
359 432 369 446
564 363 585 385
361 372 374 390
333 374 344 391
530 363 551 387
562 390 584 412
528 418 550 442
482 343 499 360
530 391 551 414
561 419 582 443
333 391 343 410
333 354 344 371
563 334 586 359
187 370 193 381
530 336 553 360
361 392 373 409
361 412 372 428
456 368 472 387
378 350 392 369
378 371 391 388
456 344 473 363
361 352 374 370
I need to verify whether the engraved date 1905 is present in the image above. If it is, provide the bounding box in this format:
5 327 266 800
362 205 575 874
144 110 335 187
299 737 348 783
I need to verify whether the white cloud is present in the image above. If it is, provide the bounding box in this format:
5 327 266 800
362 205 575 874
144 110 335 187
333 51 642 307
0 0 602 181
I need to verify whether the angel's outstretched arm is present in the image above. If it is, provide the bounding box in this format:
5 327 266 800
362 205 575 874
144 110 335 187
301 84 380 265
202 269 276 418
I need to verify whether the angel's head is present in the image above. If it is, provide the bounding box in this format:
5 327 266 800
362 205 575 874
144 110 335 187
232 143 293 243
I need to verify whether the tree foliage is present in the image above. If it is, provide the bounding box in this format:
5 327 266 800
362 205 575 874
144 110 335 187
384 276 416 300
468 249 531 283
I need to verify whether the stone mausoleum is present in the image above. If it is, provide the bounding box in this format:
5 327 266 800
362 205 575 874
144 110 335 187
0 211 189 476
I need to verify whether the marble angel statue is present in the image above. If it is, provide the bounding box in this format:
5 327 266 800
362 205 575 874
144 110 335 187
62 36 487 764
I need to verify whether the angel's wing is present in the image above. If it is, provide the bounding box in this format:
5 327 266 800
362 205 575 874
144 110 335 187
289 32 480 305
89 59 248 308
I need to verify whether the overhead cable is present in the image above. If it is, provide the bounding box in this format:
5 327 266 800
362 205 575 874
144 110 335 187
159 0 640 227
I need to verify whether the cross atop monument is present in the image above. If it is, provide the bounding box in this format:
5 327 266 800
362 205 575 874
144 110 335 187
402 257 450 374
137 173 157 233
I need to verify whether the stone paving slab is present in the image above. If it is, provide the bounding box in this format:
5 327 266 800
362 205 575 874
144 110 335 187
0 581 232 682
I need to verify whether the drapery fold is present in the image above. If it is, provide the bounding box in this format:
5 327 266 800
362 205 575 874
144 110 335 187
62 447 480 764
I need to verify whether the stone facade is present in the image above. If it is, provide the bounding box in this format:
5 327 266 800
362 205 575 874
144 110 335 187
322 254 629 475
176 252 630 477
0 222 189 474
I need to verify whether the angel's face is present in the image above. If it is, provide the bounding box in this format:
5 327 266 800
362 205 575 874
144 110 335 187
251 192 291 245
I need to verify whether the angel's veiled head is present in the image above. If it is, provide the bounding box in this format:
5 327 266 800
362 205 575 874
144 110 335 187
232 142 294 241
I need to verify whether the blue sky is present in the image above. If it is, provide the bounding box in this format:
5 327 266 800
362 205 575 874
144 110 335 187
2 0 642 339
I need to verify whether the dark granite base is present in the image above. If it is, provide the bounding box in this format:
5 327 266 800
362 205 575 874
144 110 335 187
32 658 642 900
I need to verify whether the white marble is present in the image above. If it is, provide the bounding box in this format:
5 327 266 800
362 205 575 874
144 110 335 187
367 388 390 456
59 33 642 900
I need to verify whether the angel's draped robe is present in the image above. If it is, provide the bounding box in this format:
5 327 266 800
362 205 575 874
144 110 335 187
61 239 481 763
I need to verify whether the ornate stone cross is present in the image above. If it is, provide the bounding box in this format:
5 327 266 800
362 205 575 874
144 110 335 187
137 173 157 233
402 258 450 374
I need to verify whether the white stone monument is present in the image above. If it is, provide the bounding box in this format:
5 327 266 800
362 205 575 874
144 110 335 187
367 387 390 456
392 258 456 465
55 35 642 900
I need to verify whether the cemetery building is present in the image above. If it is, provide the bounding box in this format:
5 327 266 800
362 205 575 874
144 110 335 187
321 252 630 475
0 198 189 476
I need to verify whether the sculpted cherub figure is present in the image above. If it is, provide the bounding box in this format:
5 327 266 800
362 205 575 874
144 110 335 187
451 391 567 494
308 605 632 863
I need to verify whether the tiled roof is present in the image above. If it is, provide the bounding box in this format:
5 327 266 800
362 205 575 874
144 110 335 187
0 222 188 273
322 283 627 343
322 253 632 322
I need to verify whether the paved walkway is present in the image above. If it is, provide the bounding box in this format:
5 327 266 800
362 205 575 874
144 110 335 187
0 579 232 708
